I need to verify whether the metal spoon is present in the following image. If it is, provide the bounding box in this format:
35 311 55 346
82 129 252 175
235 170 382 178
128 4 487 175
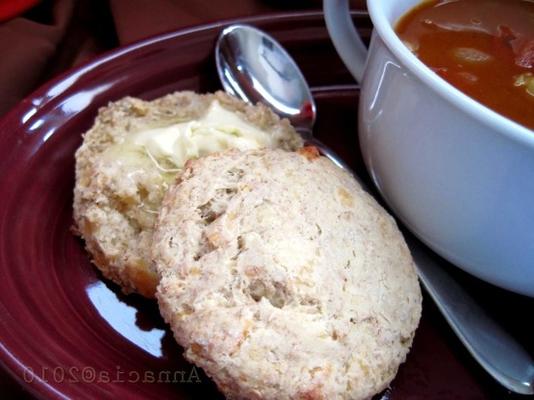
215 23 534 395
215 24 349 171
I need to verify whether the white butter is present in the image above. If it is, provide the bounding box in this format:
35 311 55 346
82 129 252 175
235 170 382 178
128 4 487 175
128 100 275 169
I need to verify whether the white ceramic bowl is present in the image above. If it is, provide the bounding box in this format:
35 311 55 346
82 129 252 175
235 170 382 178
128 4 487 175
324 0 534 297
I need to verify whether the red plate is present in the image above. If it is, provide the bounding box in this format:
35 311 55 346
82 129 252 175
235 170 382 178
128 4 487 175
0 11 528 400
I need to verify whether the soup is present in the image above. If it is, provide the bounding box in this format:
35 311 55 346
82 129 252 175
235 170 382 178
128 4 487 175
396 0 534 130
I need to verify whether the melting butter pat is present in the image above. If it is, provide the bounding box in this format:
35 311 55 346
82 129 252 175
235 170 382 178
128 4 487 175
128 100 276 169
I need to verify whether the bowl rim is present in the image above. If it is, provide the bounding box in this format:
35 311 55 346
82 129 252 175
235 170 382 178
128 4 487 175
367 0 534 148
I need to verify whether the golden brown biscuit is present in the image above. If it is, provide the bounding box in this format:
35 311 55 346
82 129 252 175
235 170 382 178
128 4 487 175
73 91 302 297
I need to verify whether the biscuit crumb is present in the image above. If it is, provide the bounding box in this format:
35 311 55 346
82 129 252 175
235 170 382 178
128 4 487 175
298 145 321 160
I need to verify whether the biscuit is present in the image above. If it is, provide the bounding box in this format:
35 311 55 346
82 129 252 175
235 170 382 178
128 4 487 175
153 148 422 399
73 91 302 297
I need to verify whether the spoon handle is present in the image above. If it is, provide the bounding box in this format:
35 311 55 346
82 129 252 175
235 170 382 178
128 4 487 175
407 235 534 395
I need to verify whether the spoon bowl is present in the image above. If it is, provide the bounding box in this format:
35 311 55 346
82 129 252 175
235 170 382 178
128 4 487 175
216 24 316 134
216 24 350 171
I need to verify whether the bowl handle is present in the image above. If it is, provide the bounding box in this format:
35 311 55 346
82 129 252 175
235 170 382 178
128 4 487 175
323 0 369 83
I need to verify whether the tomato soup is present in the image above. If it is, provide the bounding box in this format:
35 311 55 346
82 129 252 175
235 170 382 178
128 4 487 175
396 0 534 130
